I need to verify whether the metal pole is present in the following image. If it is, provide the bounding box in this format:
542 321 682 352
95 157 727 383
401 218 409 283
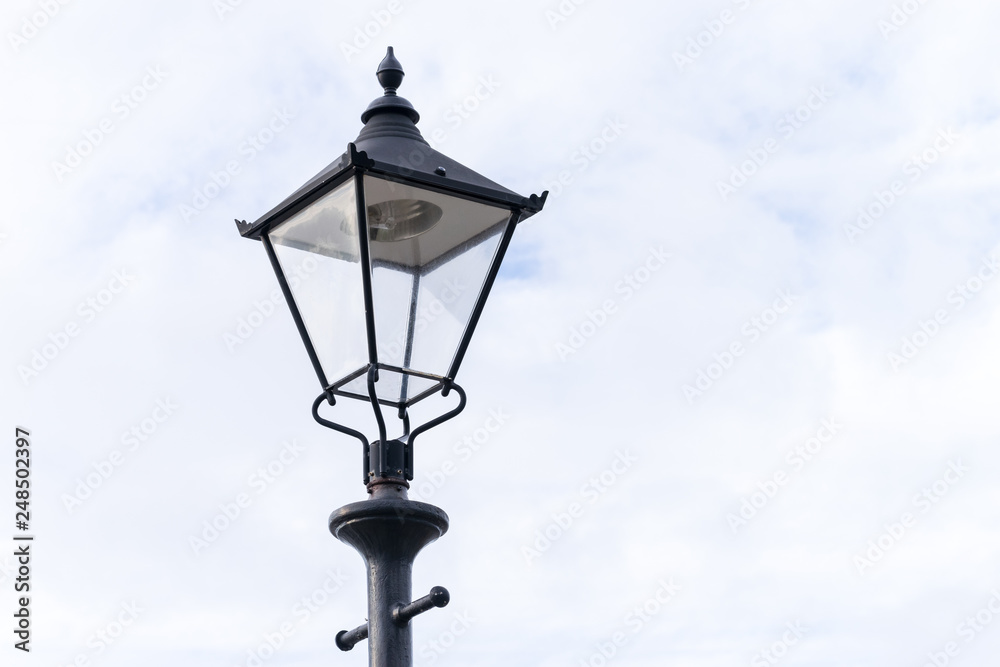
330 484 449 666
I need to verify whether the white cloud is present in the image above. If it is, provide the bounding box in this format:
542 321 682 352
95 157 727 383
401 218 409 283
3 1 1000 665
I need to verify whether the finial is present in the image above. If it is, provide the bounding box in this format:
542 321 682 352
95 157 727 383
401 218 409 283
376 46 404 95
359 46 420 125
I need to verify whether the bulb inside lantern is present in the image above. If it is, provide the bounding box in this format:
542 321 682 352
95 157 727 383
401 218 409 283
367 199 443 242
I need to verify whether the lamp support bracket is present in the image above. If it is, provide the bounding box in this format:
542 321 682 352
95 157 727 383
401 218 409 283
311 366 467 487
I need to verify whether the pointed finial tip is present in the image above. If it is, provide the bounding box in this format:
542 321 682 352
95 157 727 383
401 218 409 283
376 46 405 94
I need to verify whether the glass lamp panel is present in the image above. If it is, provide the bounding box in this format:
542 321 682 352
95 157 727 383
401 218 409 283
362 175 512 403
406 227 506 376
267 179 368 389
371 266 415 369
338 266 437 404
338 365 436 405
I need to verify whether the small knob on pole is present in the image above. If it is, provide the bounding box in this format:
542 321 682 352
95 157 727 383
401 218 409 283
335 621 369 651
393 586 450 626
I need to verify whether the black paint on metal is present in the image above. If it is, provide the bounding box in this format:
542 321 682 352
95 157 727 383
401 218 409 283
446 210 521 380
393 586 449 625
311 393 370 484
355 172 381 369
405 381 466 452
330 493 449 666
263 234 330 388
366 364 389 462
336 622 369 651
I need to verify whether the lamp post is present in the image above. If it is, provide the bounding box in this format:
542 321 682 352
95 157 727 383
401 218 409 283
235 47 546 666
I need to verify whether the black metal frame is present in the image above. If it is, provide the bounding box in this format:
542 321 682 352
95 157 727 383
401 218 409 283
446 209 521 382
262 233 331 390
236 143 547 241
239 143 546 487
312 366 466 484
243 145 542 396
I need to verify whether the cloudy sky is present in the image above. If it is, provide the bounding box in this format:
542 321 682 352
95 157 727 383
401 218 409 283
3 0 1000 666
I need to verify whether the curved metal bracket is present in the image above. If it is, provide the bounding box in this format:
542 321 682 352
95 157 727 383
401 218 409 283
366 364 389 447
312 393 372 484
311 393 369 449
310 369 468 485
406 381 466 451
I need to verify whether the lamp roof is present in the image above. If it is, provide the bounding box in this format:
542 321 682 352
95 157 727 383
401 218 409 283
237 47 545 240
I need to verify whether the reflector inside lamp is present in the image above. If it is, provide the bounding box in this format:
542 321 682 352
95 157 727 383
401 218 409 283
367 199 443 242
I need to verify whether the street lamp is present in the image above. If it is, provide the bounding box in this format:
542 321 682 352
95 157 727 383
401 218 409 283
235 47 546 666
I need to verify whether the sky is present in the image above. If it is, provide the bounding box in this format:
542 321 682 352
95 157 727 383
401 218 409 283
3 1 1000 666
